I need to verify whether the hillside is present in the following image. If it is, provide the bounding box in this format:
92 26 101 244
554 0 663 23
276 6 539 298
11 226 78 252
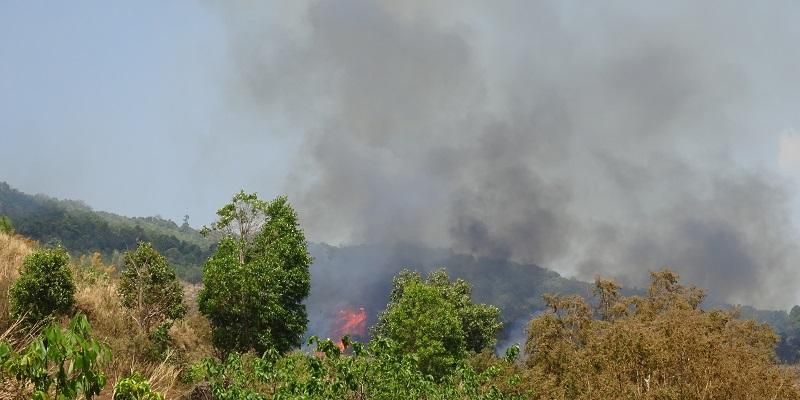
0 182 212 281
3 182 800 361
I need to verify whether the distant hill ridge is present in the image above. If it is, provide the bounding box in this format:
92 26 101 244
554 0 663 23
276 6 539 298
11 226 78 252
0 182 212 281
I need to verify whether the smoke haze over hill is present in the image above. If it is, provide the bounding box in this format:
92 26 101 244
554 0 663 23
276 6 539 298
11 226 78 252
4 1 800 308
212 1 800 308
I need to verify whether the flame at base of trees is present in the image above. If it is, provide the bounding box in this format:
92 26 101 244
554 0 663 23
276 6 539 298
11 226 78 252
333 307 367 351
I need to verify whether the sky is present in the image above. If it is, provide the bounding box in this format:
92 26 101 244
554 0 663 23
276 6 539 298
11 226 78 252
4 1 800 307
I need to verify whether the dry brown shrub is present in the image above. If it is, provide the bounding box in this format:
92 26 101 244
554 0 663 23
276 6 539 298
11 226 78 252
524 270 800 399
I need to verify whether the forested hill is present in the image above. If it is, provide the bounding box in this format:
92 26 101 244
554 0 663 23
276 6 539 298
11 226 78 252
0 182 212 281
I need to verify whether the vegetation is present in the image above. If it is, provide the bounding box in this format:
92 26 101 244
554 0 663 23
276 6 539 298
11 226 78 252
118 242 186 334
199 191 312 355
10 246 75 324
0 215 13 234
112 374 165 400
0 182 212 281
523 271 800 399
2 187 800 398
0 314 110 399
373 269 502 378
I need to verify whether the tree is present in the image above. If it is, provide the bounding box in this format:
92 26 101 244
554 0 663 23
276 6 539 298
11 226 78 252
10 246 75 323
200 190 268 265
375 269 502 354
375 279 465 378
198 192 311 355
118 242 186 334
373 269 502 378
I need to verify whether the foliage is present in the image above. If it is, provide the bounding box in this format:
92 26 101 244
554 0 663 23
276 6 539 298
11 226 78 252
118 242 186 334
0 182 212 282
10 246 76 323
375 279 466 378
112 374 165 400
200 190 267 265
199 192 312 355
373 269 502 377
0 215 13 234
196 336 525 400
0 314 110 399
523 270 800 399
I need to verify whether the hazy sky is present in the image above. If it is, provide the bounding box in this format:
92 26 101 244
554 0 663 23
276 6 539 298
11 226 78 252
0 1 297 226
4 1 800 307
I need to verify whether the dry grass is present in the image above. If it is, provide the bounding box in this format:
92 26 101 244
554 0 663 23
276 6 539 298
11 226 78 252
0 232 33 328
71 254 213 398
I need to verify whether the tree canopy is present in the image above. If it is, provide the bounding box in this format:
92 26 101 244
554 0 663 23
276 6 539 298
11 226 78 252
198 192 312 355
118 242 186 334
373 269 502 378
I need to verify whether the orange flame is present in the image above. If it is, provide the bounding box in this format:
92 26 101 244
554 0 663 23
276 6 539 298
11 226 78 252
333 307 367 351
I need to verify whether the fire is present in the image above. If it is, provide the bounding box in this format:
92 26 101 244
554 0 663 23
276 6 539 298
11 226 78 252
333 306 367 351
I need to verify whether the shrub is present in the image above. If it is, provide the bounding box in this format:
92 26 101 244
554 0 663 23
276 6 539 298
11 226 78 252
10 246 75 323
0 313 110 399
0 215 13 234
118 242 186 334
112 374 165 400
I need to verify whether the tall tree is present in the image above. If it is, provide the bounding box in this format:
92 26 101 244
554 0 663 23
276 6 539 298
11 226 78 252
198 192 311 354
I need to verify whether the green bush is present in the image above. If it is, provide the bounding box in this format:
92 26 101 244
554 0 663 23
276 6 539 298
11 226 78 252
118 242 186 334
10 246 75 323
0 313 110 399
0 215 13 234
112 374 164 400
197 337 523 400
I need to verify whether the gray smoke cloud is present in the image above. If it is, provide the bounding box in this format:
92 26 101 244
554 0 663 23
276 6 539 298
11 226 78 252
212 0 800 308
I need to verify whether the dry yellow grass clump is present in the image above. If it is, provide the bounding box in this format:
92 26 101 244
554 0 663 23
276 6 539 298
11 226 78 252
0 232 32 329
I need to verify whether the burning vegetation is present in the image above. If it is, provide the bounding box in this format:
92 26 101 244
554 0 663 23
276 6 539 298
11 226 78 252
333 306 367 351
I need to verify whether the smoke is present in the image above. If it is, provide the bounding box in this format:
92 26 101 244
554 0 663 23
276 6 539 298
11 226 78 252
213 1 800 308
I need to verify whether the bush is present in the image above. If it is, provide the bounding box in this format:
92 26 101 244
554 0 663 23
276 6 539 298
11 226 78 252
0 313 110 399
118 242 186 334
0 215 13 234
10 246 75 323
112 374 165 400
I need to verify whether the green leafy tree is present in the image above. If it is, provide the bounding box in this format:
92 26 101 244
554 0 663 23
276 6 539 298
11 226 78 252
198 192 311 355
375 269 503 353
0 314 110 399
375 279 466 378
10 246 75 323
118 242 186 334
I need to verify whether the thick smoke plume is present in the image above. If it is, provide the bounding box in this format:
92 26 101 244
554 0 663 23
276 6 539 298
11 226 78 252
214 1 800 308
